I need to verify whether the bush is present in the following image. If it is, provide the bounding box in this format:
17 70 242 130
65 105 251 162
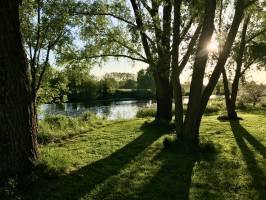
204 105 220 114
137 107 157 118
237 82 266 107
259 97 266 108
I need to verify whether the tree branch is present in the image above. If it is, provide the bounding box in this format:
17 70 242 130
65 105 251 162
244 0 258 9
180 15 196 43
240 58 256 77
130 0 153 63
73 11 137 27
178 23 202 74
36 47 51 92
84 54 148 63
109 36 147 61
246 28 266 43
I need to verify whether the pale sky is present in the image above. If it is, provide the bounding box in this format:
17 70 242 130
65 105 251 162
90 58 148 77
91 58 266 84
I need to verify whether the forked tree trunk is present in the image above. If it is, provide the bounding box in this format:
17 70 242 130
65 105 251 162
182 0 216 144
196 0 245 136
181 0 245 145
130 0 172 123
0 0 38 176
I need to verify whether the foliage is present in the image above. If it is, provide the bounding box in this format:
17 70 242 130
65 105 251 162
137 69 155 92
20 0 76 99
237 81 266 107
37 68 69 104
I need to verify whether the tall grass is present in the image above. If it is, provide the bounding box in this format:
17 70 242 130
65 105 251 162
38 112 107 144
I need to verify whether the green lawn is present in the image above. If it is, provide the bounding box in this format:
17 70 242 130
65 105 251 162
20 110 266 200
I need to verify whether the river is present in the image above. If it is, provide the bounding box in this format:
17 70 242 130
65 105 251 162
39 99 154 120
39 95 221 120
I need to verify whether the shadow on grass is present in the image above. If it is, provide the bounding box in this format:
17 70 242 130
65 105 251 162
138 147 197 200
24 123 172 200
230 120 266 199
136 139 219 200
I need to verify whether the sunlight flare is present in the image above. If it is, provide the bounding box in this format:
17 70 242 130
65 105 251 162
207 40 219 52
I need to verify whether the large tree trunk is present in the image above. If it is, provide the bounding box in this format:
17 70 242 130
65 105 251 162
154 0 173 123
130 0 172 122
182 0 216 144
172 0 183 136
0 0 38 176
154 63 172 123
196 0 245 132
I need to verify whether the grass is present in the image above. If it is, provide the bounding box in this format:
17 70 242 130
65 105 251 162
11 109 266 199
137 99 223 118
38 112 110 144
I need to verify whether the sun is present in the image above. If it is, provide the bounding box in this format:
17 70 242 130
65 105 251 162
207 40 219 52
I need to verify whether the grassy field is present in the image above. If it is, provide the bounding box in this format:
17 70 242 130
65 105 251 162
10 109 266 199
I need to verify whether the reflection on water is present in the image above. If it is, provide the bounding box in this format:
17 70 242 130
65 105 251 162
39 95 221 120
39 100 153 120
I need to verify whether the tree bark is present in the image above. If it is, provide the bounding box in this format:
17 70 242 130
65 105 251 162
182 0 216 144
230 16 250 109
154 60 173 123
0 0 38 176
130 0 172 122
197 0 245 129
171 0 184 136
222 69 238 119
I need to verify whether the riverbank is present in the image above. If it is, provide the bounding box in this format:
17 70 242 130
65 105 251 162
3 108 264 199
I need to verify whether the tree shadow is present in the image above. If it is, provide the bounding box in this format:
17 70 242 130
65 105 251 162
137 147 197 200
230 120 266 199
134 140 218 200
24 124 172 200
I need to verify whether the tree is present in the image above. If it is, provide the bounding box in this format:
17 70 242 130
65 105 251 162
20 0 74 104
72 0 202 122
221 0 266 119
0 0 38 176
170 0 255 145
137 69 155 91
238 81 266 107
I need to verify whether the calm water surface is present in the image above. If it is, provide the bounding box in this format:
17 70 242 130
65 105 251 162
39 95 221 120
39 100 153 120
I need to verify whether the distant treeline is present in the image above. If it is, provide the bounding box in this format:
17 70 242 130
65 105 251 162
37 67 156 104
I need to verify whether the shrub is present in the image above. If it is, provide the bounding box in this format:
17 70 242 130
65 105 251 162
259 97 266 108
237 82 266 107
204 105 220 114
136 107 157 118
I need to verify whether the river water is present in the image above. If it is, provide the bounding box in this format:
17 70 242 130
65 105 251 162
39 99 154 120
39 95 221 120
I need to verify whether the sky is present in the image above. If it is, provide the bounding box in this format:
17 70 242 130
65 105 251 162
90 58 148 77
90 58 266 84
